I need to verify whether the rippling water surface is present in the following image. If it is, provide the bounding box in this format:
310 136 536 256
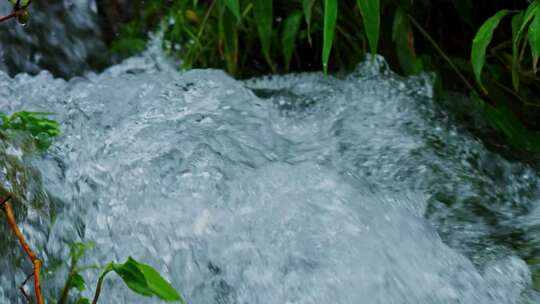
1 42 540 303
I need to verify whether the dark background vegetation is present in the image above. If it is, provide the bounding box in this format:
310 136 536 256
98 0 540 154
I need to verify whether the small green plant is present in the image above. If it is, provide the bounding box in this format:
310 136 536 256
1 0 32 24
0 111 61 151
111 0 373 77
57 242 185 304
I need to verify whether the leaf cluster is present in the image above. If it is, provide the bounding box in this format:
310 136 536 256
57 241 185 304
0 111 60 151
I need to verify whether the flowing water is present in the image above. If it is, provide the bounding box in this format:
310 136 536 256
2 7 540 303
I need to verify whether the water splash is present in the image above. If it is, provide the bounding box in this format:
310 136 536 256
1 50 540 303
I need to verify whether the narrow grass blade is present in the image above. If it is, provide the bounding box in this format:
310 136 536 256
254 0 273 68
303 0 316 44
528 10 540 72
224 0 241 20
357 0 380 54
392 7 422 75
511 12 524 91
322 0 337 74
282 11 303 71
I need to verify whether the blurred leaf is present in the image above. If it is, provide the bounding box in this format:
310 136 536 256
516 0 540 44
357 0 380 54
75 298 90 304
1 111 60 151
303 0 316 44
254 0 273 68
392 7 422 75
69 273 86 292
112 257 183 303
471 9 512 92
282 11 303 71
224 0 241 20
528 9 540 72
70 241 95 264
512 12 524 91
9 0 30 7
451 0 475 28
219 4 239 75
483 101 540 152
323 0 338 74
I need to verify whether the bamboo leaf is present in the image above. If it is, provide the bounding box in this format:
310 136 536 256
219 4 239 75
224 0 241 20
471 9 512 92
392 7 422 75
322 0 337 74
528 9 540 72
511 12 524 91
254 0 273 67
515 0 540 44
357 0 380 54
303 0 316 44
282 11 303 71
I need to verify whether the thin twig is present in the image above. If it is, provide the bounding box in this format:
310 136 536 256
19 285 30 303
19 273 34 303
407 14 479 95
1 196 44 304
0 8 26 23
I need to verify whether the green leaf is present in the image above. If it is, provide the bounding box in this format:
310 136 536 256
515 0 540 44
1 111 61 151
113 258 153 297
303 0 316 44
75 298 90 304
528 9 540 72
357 0 380 54
322 0 338 74
137 262 183 302
392 7 422 75
282 11 303 71
483 100 540 152
253 0 273 68
224 0 241 20
471 9 512 92
219 4 239 75
511 12 524 91
113 257 183 303
9 0 30 7
69 272 86 292
70 241 96 264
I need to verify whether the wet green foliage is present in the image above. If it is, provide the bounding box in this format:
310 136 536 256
110 0 540 153
0 111 60 151
111 0 368 76
57 241 184 304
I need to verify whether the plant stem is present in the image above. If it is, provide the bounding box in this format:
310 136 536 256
0 9 23 23
407 14 478 95
58 263 77 304
1 196 44 304
91 264 113 304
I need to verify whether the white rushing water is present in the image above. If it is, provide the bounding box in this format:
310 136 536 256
1 41 540 303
